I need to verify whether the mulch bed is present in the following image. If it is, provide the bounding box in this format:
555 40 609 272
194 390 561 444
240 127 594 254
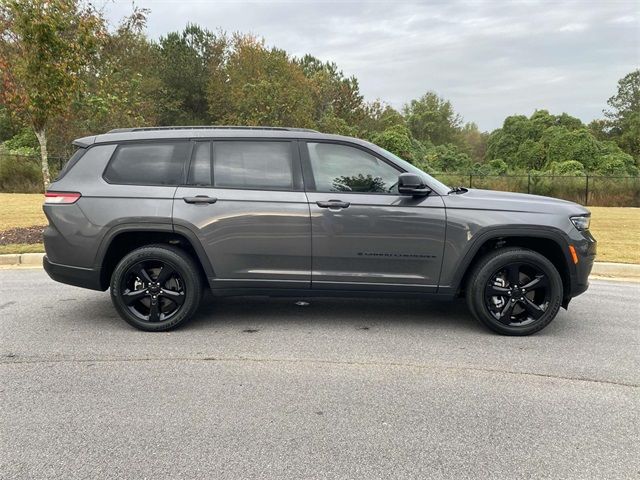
0 226 46 245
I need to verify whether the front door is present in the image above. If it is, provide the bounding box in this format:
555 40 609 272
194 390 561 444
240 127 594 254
173 139 311 290
301 141 446 293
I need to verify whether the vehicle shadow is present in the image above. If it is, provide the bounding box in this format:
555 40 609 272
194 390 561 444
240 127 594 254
181 293 483 333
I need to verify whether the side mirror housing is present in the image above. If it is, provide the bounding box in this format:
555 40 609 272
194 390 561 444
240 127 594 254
398 173 431 197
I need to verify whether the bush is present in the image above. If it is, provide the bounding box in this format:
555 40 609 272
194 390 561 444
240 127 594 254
0 154 43 193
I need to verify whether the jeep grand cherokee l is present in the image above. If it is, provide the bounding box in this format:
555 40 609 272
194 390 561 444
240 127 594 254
43 126 596 335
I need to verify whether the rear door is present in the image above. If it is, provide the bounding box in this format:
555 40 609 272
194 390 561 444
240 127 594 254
301 140 446 293
173 139 311 290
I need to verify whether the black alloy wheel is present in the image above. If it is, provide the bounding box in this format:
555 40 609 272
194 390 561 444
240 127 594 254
466 247 563 335
121 260 186 323
110 245 203 331
484 262 550 327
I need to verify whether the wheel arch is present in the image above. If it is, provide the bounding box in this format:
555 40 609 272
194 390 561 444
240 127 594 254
96 224 214 290
450 227 574 305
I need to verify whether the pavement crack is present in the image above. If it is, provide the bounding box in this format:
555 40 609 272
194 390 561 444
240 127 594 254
1 355 637 388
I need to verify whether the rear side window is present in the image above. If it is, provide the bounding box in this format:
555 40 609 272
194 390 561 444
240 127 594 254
55 147 86 180
213 141 293 190
104 141 190 185
188 141 212 186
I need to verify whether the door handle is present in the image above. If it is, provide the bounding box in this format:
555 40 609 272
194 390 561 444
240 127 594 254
316 200 350 209
183 195 218 204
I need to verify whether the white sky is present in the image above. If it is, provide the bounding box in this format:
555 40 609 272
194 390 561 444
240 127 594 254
102 0 640 131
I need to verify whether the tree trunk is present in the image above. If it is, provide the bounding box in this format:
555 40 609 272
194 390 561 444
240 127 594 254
34 128 51 190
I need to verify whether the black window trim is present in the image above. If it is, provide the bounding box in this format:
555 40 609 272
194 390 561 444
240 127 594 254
185 140 213 187
102 139 193 187
299 139 406 196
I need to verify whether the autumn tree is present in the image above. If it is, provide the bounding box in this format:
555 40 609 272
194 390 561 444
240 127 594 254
208 35 315 127
0 0 104 188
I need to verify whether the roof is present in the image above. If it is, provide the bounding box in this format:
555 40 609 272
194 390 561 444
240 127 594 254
72 125 354 148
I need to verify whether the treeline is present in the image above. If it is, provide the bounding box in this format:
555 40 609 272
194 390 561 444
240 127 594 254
1 1 638 190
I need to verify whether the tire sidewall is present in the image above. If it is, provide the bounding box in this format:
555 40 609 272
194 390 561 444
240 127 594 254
110 246 202 331
469 249 563 335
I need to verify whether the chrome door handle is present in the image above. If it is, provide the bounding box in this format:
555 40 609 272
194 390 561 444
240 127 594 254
316 200 350 209
183 195 217 204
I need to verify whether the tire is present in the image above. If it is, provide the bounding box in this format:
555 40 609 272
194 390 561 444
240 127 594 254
110 245 203 332
465 247 563 336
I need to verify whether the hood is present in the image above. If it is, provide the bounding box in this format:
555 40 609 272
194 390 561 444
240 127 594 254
444 188 589 216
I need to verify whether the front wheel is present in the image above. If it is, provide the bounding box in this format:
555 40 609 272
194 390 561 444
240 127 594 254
466 248 563 335
110 245 203 331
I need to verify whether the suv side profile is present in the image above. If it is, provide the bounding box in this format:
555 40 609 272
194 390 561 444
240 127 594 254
43 126 596 335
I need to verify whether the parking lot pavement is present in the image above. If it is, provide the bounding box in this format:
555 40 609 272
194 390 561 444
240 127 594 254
1 269 638 479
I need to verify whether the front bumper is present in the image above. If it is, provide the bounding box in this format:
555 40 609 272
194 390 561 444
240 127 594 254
43 255 104 291
567 229 597 299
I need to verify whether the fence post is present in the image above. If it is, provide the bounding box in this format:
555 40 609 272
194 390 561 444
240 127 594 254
585 175 589 206
469 174 472 188
527 173 531 194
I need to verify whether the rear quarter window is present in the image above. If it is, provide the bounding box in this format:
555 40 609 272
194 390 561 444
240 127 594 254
55 148 87 181
103 141 190 185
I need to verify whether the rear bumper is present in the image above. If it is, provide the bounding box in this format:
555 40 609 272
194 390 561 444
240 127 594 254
43 255 105 291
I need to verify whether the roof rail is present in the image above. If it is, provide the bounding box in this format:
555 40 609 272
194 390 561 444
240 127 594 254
107 126 319 134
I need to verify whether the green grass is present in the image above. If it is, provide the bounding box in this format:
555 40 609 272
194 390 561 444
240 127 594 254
0 193 638 263
0 243 44 255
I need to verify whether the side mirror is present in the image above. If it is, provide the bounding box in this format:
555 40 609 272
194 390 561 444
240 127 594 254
398 173 431 197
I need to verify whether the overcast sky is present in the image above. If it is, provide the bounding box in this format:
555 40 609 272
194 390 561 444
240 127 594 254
103 0 639 131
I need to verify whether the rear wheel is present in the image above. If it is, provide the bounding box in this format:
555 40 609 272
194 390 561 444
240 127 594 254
110 245 203 331
466 248 563 335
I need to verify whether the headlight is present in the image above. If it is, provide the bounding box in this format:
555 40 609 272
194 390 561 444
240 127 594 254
570 215 590 231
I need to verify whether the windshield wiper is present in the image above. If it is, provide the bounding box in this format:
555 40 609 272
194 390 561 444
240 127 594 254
448 186 468 194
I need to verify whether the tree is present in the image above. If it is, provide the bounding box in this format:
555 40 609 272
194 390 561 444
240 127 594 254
0 0 104 188
297 54 364 129
459 122 488 163
155 24 225 125
515 139 546 170
371 125 418 162
421 144 471 172
46 6 159 156
358 100 405 138
403 92 462 146
603 70 640 162
208 35 315 127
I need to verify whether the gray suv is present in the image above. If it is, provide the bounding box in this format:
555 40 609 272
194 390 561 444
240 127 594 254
43 126 596 335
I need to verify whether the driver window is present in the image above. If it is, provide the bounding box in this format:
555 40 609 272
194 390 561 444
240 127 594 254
307 142 400 193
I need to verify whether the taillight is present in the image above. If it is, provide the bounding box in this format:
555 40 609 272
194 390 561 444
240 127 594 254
44 192 81 204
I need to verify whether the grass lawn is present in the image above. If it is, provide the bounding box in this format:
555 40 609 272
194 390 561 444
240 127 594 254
0 193 638 263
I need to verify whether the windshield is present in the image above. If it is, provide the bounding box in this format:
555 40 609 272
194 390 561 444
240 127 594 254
372 145 451 193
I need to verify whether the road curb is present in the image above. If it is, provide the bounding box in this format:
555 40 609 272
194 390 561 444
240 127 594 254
0 252 639 278
590 262 640 278
0 252 44 267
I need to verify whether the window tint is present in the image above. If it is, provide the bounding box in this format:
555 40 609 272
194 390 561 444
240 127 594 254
188 142 211 185
213 141 293 190
307 142 400 193
104 142 189 185
55 147 86 180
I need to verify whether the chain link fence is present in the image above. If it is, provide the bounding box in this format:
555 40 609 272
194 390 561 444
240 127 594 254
1 153 639 206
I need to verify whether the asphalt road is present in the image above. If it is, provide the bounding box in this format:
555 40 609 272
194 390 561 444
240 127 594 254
1 268 638 479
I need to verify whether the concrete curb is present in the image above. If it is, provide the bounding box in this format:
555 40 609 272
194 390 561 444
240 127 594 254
0 252 44 267
590 262 640 278
0 252 639 279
